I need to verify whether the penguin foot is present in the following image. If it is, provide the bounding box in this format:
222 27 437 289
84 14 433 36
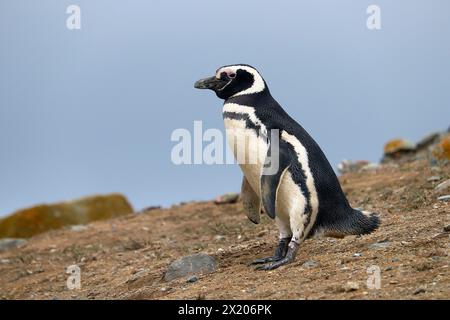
250 237 291 265
255 241 299 271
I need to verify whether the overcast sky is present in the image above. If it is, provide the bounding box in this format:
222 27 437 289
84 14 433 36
1 0 449 217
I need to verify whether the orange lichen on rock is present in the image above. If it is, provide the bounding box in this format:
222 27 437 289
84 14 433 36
383 139 416 155
432 135 450 160
0 193 133 238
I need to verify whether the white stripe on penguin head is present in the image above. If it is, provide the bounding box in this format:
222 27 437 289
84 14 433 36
216 65 266 97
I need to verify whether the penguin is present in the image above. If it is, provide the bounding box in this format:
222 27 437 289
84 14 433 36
194 64 380 270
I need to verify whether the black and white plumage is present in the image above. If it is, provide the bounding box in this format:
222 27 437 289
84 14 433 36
195 64 380 270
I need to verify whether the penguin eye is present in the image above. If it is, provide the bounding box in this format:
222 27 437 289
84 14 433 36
228 73 236 79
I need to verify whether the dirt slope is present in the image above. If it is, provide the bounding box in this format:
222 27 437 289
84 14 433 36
0 160 449 300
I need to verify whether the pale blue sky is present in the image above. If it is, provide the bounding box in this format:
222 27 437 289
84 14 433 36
1 0 449 216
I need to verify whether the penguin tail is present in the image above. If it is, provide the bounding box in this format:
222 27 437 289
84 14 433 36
319 208 380 238
350 209 381 235
343 209 380 235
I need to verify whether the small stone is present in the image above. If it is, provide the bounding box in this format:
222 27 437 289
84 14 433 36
337 160 370 174
444 224 450 232
0 238 27 252
217 248 224 253
257 230 267 237
127 268 149 283
437 195 450 202
70 225 88 232
186 275 198 283
435 179 450 192
214 235 226 241
0 259 11 264
301 260 318 268
214 193 239 205
136 206 161 214
361 163 381 172
368 241 390 250
427 176 441 182
413 287 426 295
343 281 360 292
164 253 216 282
353 253 362 257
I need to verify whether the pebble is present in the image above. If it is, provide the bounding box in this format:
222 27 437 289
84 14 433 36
444 224 450 232
353 253 362 257
214 193 239 205
257 230 267 237
435 179 450 192
301 260 318 269
70 225 88 232
214 235 226 241
136 206 162 214
368 241 390 250
427 176 441 182
187 275 198 283
413 287 426 295
437 195 450 202
343 281 360 292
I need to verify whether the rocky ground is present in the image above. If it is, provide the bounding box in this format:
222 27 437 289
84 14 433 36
0 159 449 300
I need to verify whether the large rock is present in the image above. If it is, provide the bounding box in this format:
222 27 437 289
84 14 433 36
432 135 450 161
384 139 416 157
0 238 27 252
165 253 216 282
0 193 133 238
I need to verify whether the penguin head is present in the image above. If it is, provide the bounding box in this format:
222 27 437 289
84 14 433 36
194 64 267 100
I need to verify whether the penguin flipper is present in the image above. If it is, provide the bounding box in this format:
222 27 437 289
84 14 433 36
260 140 292 219
241 176 261 224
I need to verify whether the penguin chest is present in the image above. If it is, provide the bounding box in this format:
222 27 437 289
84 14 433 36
223 105 268 196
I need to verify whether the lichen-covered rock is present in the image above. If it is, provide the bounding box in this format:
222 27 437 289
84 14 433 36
0 193 133 238
432 135 450 161
384 139 416 156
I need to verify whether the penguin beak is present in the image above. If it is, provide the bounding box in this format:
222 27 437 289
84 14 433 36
194 76 228 91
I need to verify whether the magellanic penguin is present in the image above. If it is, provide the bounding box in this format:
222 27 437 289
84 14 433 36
194 64 380 270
